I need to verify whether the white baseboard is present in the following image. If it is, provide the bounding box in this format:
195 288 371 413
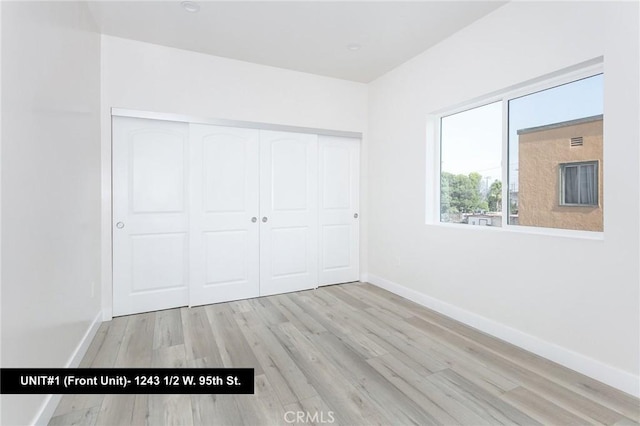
32 311 103 426
367 274 640 398
359 273 369 283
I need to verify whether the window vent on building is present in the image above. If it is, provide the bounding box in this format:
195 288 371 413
570 136 584 147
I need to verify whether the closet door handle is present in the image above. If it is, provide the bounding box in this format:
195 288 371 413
262 217 268 223
116 222 125 229
251 217 257 223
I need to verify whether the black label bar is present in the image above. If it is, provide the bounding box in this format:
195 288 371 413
0 368 254 394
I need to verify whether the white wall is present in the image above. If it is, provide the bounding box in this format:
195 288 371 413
100 36 369 317
367 1 639 395
1 2 102 424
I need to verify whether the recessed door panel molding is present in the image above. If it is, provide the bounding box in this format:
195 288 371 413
271 226 309 278
113 117 190 316
131 233 187 294
189 124 260 306
204 230 250 285
318 136 360 286
321 225 351 270
260 130 319 296
321 145 351 210
202 134 248 213
271 139 309 211
131 132 185 213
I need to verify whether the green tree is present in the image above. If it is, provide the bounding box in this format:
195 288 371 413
440 172 453 213
487 180 502 212
441 171 487 214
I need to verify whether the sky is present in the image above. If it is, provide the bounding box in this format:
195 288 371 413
440 74 604 190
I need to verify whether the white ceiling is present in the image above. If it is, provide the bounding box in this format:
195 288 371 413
87 1 506 83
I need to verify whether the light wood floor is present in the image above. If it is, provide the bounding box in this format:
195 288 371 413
50 282 639 425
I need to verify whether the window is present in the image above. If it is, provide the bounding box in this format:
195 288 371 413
439 102 502 226
434 66 603 233
560 161 598 206
508 74 603 231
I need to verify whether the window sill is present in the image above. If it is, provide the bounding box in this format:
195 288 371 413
427 221 604 241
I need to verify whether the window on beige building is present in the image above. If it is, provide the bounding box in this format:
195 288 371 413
560 161 598 206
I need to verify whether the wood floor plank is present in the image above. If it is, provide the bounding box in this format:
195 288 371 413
152 344 187 368
614 417 640 426
501 386 595 425
406 313 630 424
290 291 366 338
358 281 421 305
78 323 109 368
236 374 286 426
291 290 390 359
181 306 224 366
417 303 640 419
366 354 469 425
90 316 129 368
364 305 426 339
569 378 640 422
153 308 184 350
341 282 415 319
188 357 244 426
148 393 193 426
306 330 442 425
227 299 254 314
48 406 99 426
270 293 328 336
149 392 193 426
52 395 104 421
130 394 149 426
234 310 318 405
290 290 396 359
205 303 265 375
191 393 242 426
426 369 540 425
95 394 139 426
363 282 640 422
283 395 337 426
148 343 193 425
114 312 155 368
324 284 372 311
272 321 391 425
247 296 289 326
365 330 449 375
412 334 520 394
307 289 415 342
54 282 640 426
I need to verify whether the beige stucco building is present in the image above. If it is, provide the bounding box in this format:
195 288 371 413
517 115 603 231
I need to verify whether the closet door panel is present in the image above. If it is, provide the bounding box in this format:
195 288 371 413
260 130 318 296
112 117 190 316
318 136 360 285
189 124 260 306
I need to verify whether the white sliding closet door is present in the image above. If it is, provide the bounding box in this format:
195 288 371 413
318 136 360 285
189 124 260 306
113 117 190 316
259 130 319 296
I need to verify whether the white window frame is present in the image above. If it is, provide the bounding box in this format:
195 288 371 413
426 58 604 239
